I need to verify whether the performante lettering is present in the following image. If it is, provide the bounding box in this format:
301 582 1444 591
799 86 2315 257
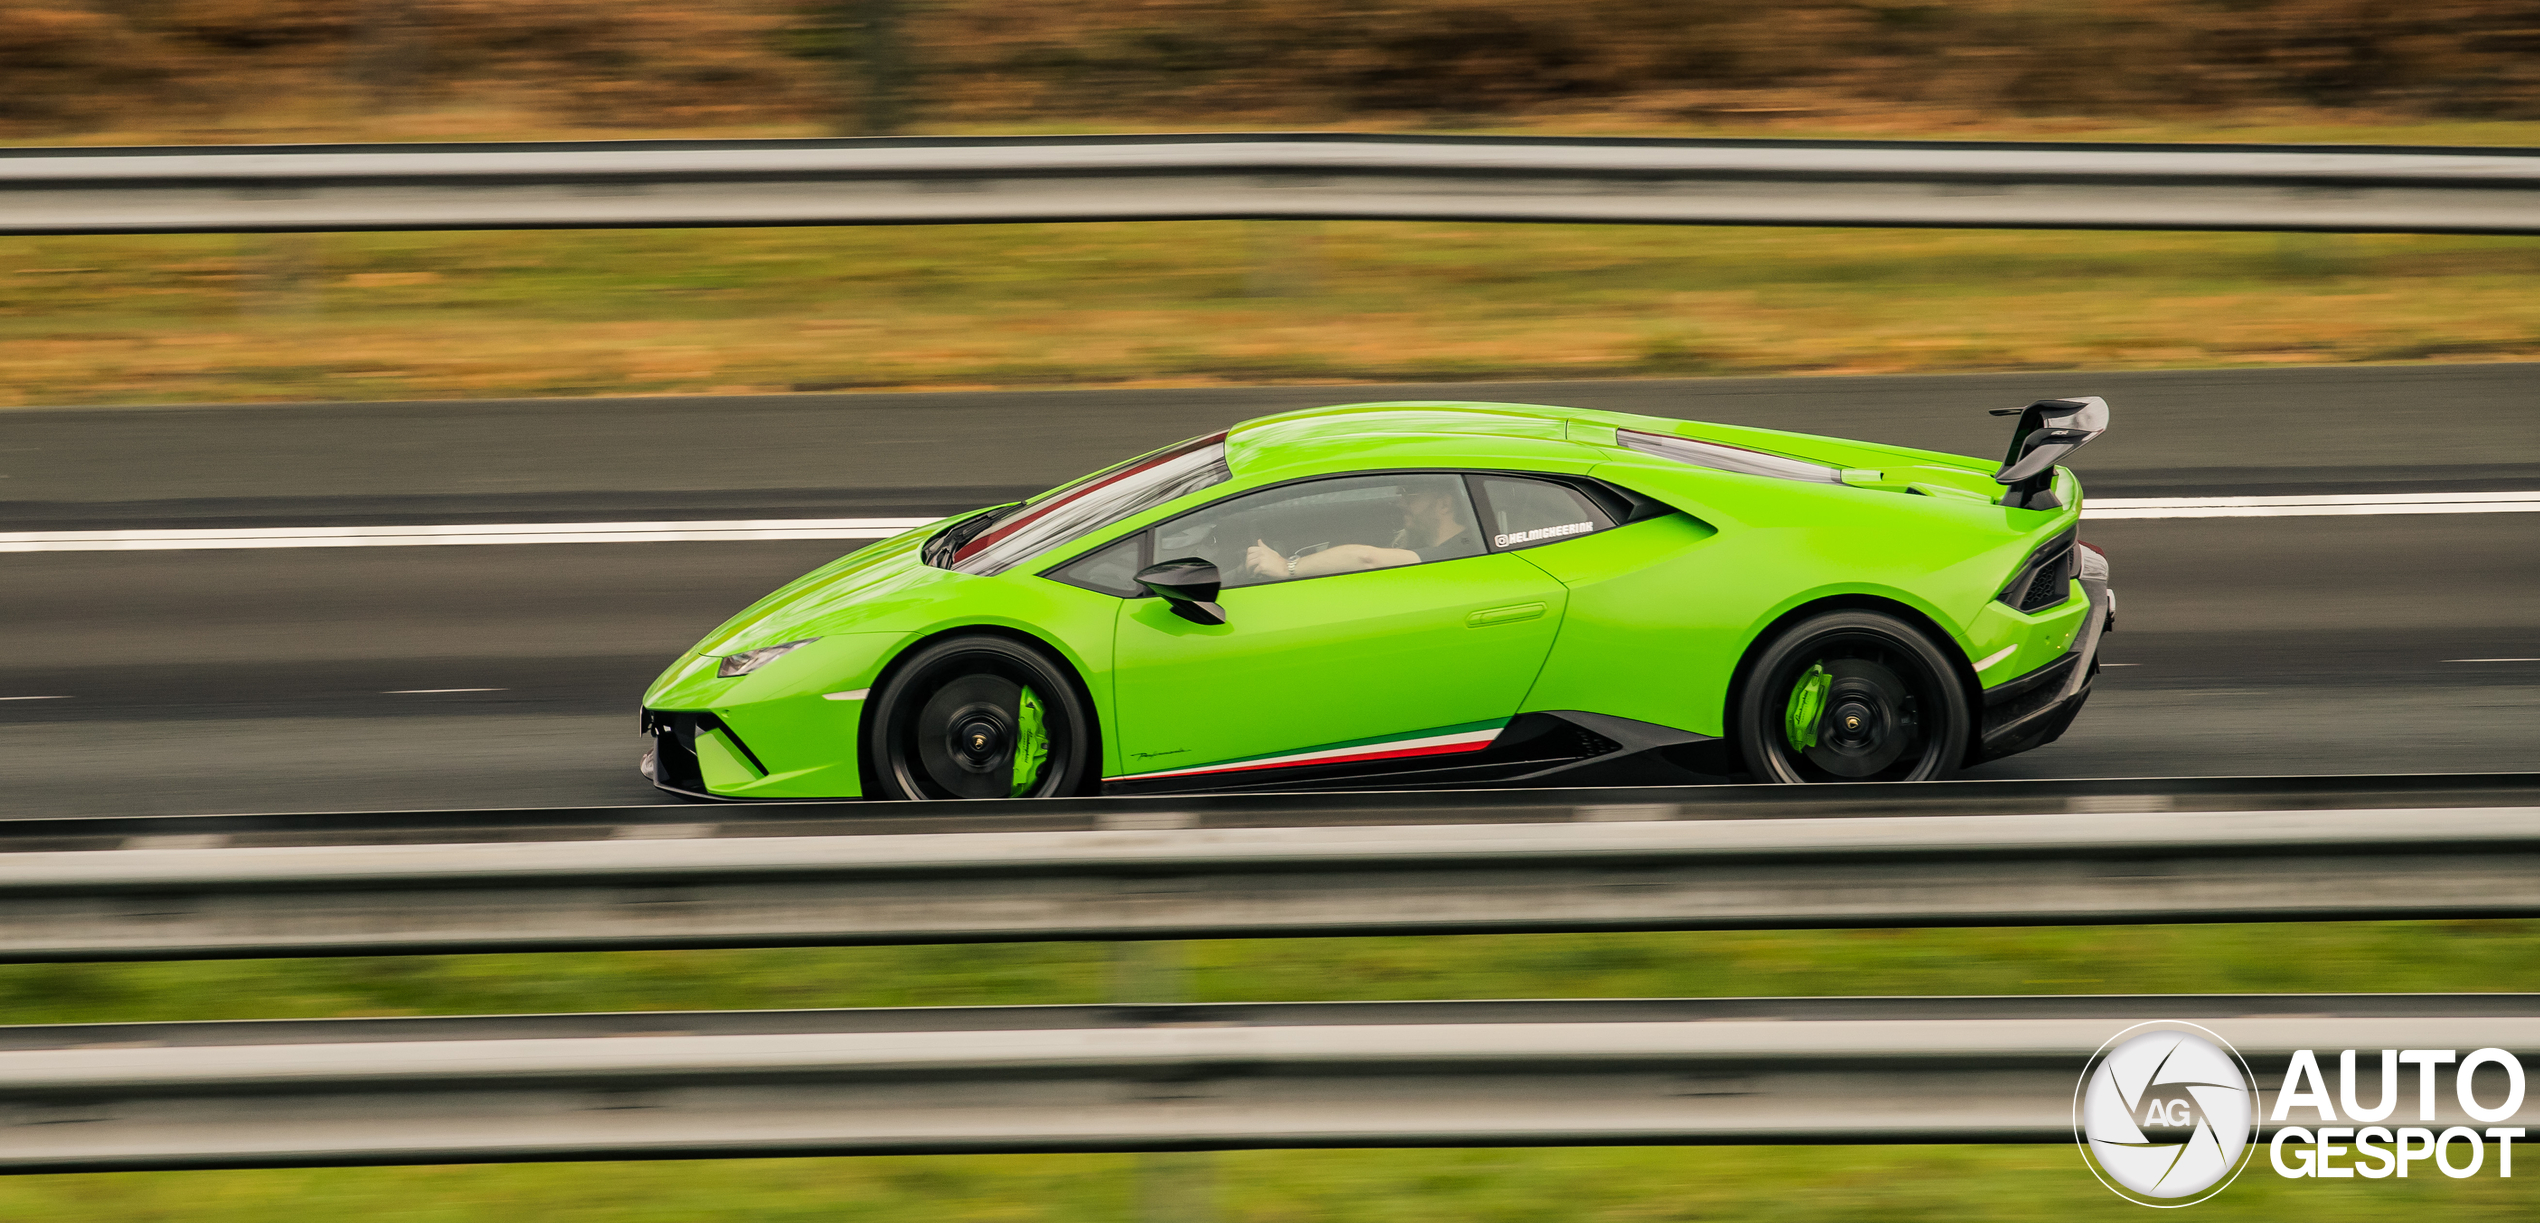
1494 521 1594 548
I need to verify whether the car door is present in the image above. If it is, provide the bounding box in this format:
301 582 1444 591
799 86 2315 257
1103 472 1570 783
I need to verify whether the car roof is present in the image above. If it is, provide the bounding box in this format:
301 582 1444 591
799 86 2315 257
1222 399 1997 488
1224 401 1648 477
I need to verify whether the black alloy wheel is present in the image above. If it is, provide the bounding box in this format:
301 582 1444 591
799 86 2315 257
1733 609 1972 784
865 634 1097 800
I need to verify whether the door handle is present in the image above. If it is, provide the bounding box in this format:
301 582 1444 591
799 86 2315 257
1466 602 1547 627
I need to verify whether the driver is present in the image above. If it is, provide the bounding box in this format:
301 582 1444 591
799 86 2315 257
1242 483 1478 581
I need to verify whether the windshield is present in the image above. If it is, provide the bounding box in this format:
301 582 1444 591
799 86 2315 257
946 432 1231 576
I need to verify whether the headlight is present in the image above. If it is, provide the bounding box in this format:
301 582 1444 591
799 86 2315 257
717 638 819 678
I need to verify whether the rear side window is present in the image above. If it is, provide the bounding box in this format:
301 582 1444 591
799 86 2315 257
1473 476 1614 551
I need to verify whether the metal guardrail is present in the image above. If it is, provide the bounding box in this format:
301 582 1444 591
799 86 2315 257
0 995 2531 1171
11 772 2534 850
5 133 2539 235
7 800 2536 960
6 779 2531 1172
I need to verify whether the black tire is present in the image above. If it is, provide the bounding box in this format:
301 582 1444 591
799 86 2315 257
1733 609 1971 784
864 634 1098 800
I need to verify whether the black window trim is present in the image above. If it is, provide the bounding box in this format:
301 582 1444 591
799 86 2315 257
1038 467 1668 597
1464 471 1677 554
1042 530 1155 598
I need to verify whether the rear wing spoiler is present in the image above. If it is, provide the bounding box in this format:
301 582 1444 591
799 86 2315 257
1988 396 2108 510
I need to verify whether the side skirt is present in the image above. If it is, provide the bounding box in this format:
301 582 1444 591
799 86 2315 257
1100 711 1730 797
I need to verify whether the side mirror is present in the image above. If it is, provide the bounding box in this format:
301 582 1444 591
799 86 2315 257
1135 557 1227 625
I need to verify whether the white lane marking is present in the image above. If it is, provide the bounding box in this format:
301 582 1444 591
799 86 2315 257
1971 645 2017 672
0 517 938 553
384 688 505 694
2086 491 2540 519
822 689 871 701
2448 658 2540 663
0 493 2529 553
0 695 71 701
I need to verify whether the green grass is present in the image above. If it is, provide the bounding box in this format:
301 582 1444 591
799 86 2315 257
5 222 2537 406
6 1146 2535 1223
6 922 2535 1024
0 923 2533 1220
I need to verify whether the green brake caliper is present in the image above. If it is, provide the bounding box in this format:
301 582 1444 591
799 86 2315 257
1010 685 1049 797
1784 664 1831 751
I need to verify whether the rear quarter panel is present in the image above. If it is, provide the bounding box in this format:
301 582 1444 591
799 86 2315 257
1517 457 2078 738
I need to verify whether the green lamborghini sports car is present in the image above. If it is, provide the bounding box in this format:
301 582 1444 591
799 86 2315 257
641 397 2112 800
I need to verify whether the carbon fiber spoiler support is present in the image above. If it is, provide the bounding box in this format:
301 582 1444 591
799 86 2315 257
1989 396 2108 510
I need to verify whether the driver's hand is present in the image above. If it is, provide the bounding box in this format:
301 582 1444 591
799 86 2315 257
1246 540 1285 578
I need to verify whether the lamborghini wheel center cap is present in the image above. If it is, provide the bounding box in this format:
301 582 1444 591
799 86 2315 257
1828 699 1881 748
952 715 1008 771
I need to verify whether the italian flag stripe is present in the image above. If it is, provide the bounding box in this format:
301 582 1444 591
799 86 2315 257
1110 722 1507 782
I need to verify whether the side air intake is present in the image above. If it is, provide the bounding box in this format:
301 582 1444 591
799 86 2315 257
1999 528 2078 614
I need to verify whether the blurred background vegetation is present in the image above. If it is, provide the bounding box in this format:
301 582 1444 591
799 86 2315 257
5 223 2537 405
5 1 2539 405
5 0 2540 144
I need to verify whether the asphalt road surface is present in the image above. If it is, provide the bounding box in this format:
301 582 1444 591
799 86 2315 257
4 365 2534 816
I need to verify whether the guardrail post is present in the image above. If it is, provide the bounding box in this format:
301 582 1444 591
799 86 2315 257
1109 940 1188 1005
1112 940 1218 1223
1135 1150 1219 1223
2274 231 2354 279
857 0 908 136
248 234 323 317
354 0 419 114
1245 221 1320 298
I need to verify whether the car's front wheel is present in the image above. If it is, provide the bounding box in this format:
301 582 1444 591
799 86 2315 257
864 634 1098 800
1733 609 1971 783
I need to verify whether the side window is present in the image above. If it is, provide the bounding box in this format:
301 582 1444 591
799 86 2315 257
1473 476 1615 551
1044 533 1148 597
1151 472 1485 590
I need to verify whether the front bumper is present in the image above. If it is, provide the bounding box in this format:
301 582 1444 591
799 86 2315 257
637 634 900 800
639 709 769 801
640 710 712 800
1969 572 2112 766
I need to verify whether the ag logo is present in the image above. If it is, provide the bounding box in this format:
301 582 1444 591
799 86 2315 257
2134 1084 2207 1139
2075 1023 2258 1206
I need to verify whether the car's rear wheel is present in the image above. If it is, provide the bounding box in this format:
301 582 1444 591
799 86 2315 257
1734 610 1970 784
865 634 1097 800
